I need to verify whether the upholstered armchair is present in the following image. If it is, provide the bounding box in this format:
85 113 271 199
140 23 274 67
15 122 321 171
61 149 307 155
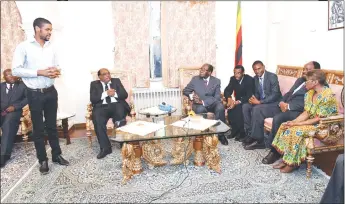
85 70 136 147
177 67 227 118
264 66 344 178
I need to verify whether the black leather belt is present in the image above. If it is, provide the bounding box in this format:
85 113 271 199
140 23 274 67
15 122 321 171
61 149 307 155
27 85 55 93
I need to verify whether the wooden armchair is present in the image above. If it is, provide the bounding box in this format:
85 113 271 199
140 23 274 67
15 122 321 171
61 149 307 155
264 65 344 178
177 67 227 118
85 70 136 147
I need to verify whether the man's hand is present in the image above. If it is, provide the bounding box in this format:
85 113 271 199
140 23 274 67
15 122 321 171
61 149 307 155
5 105 15 113
227 98 235 109
107 89 116 97
249 95 261 105
38 67 61 79
193 94 203 105
279 102 289 112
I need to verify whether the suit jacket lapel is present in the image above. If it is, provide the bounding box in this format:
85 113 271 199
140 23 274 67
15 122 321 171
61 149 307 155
8 83 18 102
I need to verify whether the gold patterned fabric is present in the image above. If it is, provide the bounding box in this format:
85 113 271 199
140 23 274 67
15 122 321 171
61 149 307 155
272 87 338 166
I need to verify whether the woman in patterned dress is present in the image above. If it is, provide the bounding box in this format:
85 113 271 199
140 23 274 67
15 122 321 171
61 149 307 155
271 70 338 173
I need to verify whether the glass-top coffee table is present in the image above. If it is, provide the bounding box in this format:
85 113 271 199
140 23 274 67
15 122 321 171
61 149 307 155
110 114 230 184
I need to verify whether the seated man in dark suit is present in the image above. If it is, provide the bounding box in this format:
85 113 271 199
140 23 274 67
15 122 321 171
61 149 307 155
183 63 228 145
262 61 321 164
242 60 282 150
224 65 254 142
320 154 344 204
90 68 130 159
1 69 28 168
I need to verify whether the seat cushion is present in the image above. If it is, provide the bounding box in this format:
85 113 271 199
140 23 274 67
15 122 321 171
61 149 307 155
278 75 298 96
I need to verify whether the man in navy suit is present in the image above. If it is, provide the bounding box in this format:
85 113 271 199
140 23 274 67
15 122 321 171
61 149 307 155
183 63 228 145
242 60 282 150
90 68 130 159
1 69 28 168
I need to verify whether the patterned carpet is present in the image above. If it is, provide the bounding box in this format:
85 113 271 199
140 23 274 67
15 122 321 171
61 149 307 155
1 137 329 203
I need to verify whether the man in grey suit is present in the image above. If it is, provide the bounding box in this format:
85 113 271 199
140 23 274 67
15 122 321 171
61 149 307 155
1 69 28 168
242 60 282 150
183 63 228 145
262 61 321 164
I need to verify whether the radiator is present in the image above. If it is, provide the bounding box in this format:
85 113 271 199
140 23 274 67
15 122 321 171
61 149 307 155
132 88 182 118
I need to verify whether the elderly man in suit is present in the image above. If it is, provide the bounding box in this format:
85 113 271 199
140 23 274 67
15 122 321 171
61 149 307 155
242 60 282 150
1 69 28 168
183 63 228 145
224 65 254 142
262 61 321 164
90 68 130 159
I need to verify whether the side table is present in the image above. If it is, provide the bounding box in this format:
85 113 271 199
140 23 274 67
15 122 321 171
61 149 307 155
57 113 76 145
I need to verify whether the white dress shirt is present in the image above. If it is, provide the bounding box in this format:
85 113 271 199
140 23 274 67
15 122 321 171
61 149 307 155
12 38 59 89
6 83 14 94
100 81 118 104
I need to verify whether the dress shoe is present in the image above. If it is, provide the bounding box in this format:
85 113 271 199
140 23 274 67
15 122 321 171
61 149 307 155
52 155 70 166
97 148 112 159
262 151 281 164
242 137 255 146
235 133 246 142
0 155 10 168
273 162 286 169
39 160 49 175
218 135 228 145
244 141 266 150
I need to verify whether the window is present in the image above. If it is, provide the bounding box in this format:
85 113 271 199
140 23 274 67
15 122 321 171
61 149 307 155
149 1 162 80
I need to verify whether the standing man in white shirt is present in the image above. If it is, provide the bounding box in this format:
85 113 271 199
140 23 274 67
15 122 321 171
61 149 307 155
12 18 69 174
90 68 130 159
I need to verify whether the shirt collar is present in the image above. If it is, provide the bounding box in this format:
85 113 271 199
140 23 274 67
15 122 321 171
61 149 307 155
260 71 266 80
29 36 51 46
101 81 112 85
204 76 210 82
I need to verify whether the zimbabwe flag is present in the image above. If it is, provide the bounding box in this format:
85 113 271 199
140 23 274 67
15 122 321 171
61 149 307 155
234 1 242 67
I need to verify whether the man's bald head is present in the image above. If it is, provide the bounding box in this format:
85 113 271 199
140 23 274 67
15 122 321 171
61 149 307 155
302 61 321 78
97 68 111 83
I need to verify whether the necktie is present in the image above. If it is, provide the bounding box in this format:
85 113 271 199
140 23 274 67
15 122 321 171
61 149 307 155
259 77 265 100
204 79 208 87
7 84 13 95
104 83 111 104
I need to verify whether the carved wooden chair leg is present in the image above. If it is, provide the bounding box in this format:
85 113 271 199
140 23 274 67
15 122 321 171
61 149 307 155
23 134 29 149
86 131 92 147
306 152 314 179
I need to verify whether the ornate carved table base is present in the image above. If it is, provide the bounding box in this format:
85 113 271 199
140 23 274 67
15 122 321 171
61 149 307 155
121 135 221 184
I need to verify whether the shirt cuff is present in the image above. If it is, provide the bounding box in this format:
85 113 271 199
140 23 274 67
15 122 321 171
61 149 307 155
202 100 205 106
189 94 193 100
101 91 108 100
237 100 241 104
113 92 118 98
287 104 290 110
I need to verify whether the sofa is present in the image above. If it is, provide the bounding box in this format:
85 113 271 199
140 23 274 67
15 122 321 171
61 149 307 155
264 65 344 178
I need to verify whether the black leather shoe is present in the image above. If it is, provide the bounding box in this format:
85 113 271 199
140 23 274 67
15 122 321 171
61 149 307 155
242 137 255 146
39 160 49 175
0 155 10 168
52 155 70 166
244 141 266 150
218 135 228 146
97 148 112 159
262 151 281 164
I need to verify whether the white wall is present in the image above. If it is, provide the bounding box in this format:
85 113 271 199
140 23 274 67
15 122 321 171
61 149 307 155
15 1 343 124
268 1 344 70
16 1 115 124
216 1 269 91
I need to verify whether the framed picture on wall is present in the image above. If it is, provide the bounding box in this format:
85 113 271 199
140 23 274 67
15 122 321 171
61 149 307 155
328 0 344 30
